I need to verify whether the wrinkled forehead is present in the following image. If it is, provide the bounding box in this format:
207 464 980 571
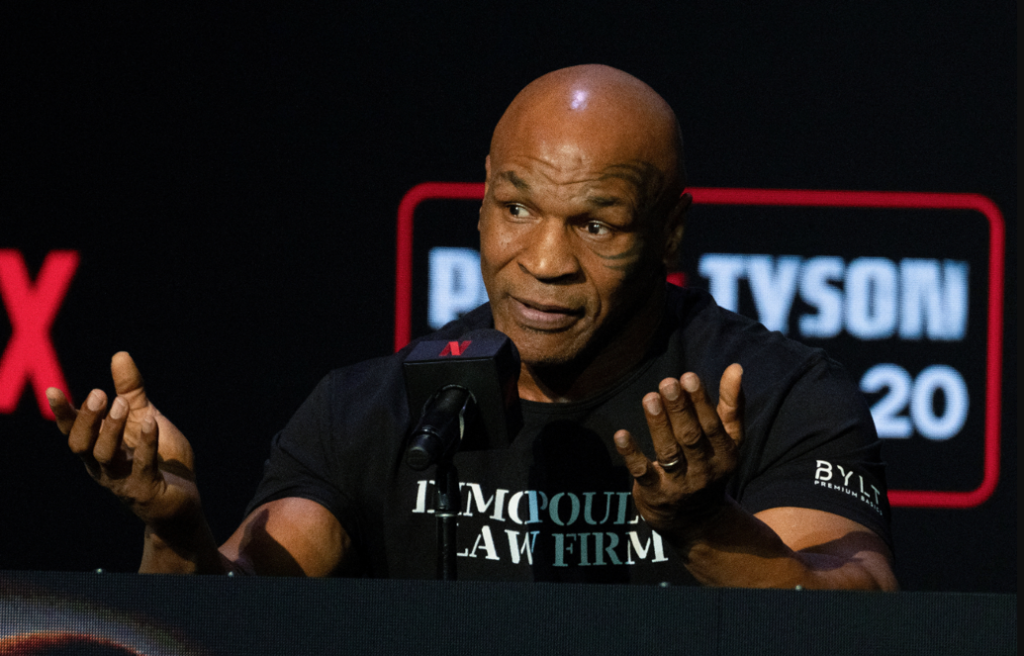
488 118 680 220
489 161 664 219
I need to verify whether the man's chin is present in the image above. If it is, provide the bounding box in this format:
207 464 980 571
512 330 592 369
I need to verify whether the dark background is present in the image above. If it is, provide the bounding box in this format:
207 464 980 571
0 3 1015 591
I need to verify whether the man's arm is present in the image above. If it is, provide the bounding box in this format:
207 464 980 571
753 506 896 590
50 352 355 577
661 498 896 589
613 364 898 591
216 497 354 576
134 496 352 576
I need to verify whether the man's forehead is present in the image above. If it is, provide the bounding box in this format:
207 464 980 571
488 65 685 204
491 160 660 196
491 166 650 215
495 170 531 191
492 113 672 192
497 114 654 163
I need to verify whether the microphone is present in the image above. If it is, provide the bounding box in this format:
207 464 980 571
402 329 521 471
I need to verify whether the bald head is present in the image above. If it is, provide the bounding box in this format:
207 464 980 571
479 66 693 383
490 65 686 221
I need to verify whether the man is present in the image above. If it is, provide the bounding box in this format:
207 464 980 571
48 65 897 589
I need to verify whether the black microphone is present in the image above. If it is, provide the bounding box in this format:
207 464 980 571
402 329 521 471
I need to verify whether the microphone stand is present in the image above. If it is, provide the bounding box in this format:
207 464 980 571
433 460 460 581
405 385 476 581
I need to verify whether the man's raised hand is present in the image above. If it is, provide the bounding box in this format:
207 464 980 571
613 363 744 544
47 352 200 529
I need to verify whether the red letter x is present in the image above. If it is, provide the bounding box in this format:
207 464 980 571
0 250 79 419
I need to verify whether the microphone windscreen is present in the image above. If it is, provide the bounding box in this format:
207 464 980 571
402 329 522 449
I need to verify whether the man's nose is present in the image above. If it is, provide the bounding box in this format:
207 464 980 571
518 220 581 283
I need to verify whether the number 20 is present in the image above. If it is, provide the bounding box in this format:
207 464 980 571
859 364 969 441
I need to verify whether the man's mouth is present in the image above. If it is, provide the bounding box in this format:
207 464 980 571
509 297 584 331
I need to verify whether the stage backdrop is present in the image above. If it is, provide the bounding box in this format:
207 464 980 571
1 3 1015 592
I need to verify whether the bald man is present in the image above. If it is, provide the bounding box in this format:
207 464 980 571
50 65 897 589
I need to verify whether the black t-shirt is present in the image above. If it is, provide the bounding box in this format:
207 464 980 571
246 287 891 583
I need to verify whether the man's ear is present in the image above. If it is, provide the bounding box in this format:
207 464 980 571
662 192 691 266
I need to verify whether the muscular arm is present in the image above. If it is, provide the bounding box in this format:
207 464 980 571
753 506 896 590
678 502 897 590
615 365 898 591
218 498 354 576
134 497 352 576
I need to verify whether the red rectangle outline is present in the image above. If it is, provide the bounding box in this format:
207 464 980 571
395 184 1005 509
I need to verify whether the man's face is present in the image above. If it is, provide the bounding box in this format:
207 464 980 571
479 137 667 367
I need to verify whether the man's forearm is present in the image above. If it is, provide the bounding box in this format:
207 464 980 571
139 517 227 575
671 498 897 590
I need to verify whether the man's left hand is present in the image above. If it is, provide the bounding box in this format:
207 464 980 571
613 363 744 545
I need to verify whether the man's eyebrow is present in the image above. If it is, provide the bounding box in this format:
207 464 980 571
585 163 653 210
496 171 531 191
583 195 624 208
598 161 666 217
598 162 653 189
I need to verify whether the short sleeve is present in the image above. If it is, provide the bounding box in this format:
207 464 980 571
243 375 358 532
734 355 893 550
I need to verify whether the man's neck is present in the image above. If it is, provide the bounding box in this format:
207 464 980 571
516 285 667 403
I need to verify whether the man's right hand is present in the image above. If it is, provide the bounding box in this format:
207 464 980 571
46 351 351 577
47 351 201 532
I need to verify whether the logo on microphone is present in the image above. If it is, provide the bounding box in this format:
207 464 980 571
439 340 471 357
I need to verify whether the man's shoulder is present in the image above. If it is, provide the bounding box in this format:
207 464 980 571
666 285 835 389
668 285 818 352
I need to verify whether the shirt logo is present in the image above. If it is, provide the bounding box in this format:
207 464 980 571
814 460 883 515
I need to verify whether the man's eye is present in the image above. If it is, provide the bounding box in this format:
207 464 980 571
507 204 531 218
585 221 611 236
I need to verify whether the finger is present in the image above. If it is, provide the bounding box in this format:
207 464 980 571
657 376 718 478
717 364 744 445
680 372 731 451
93 396 129 465
46 388 78 436
613 429 657 486
67 389 107 460
133 413 159 480
657 378 704 450
644 390 689 468
111 351 150 412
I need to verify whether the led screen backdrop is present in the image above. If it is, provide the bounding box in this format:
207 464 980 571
0 3 1015 592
